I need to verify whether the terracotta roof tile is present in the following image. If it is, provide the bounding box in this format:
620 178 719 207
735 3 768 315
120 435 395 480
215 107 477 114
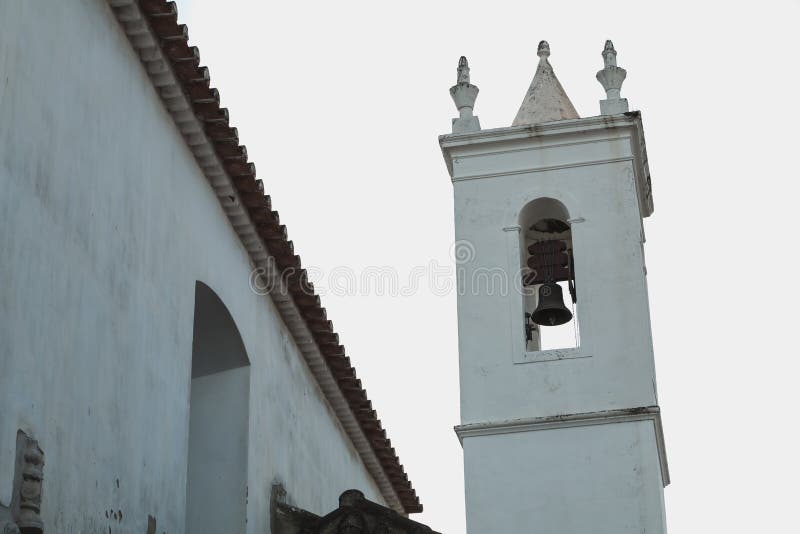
111 0 421 514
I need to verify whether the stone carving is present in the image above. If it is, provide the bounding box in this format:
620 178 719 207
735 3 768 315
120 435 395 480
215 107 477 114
449 56 481 134
596 40 629 114
272 488 438 534
336 512 365 534
10 431 44 533
538 39 550 58
456 56 470 85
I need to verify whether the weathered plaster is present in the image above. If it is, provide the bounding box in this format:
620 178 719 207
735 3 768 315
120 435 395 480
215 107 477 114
441 88 666 532
462 419 666 533
512 41 579 126
0 2 385 532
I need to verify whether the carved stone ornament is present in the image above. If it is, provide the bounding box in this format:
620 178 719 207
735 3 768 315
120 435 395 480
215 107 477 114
272 487 439 534
596 40 629 114
336 512 365 534
10 431 44 533
449 56 481 133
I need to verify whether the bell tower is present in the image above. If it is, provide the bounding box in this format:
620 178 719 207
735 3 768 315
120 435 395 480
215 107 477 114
440 41 668 533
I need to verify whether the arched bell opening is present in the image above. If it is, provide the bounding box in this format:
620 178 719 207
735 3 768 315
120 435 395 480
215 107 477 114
518 198 580 352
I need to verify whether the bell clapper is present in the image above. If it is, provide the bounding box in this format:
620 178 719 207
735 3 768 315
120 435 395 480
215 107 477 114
525 312 538 342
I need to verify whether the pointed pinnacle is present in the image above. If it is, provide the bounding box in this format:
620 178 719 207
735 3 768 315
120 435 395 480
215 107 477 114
537 40 551 59
602 40 618 67
596 39 629 114
450 55 481 132
512 40 579 125
456 56 470 84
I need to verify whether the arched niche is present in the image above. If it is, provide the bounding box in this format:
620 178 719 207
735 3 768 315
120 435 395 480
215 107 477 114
190 281 250 378
186 282 250 534
518 198 580 352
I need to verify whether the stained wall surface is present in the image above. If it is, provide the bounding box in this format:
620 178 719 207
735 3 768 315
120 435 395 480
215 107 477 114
463 421 667 534
448 130 658 424
0 1 384 531
444 119 666 533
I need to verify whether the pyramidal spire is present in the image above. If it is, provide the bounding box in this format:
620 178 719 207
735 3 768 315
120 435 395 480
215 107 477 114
512 41 579 126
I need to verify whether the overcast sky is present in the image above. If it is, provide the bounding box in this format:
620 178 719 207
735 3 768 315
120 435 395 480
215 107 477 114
177 1 800 532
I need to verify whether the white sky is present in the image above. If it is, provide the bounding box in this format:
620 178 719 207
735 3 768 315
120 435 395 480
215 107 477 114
179 1 800 532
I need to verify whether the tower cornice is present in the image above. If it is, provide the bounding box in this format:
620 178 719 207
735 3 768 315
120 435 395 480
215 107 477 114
440 111 653 217
454 406 670 487
440 111 642 149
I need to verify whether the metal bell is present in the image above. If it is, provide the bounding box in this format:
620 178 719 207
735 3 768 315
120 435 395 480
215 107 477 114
531 282 573 326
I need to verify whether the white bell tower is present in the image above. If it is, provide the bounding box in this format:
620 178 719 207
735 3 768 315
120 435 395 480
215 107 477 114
440 41 668 533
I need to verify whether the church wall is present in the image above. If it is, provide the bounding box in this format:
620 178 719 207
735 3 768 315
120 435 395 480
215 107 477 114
0 1 384 532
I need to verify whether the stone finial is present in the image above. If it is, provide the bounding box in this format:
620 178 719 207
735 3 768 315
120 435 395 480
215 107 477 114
537 40 551 58
457 56 470 84
449 56 481 133
596 40 629 115
512 41 579 126
601 39 617 67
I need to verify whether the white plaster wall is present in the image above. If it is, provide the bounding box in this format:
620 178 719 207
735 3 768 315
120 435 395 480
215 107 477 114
462 421 666 534
0 1 384 531
450 132 657 424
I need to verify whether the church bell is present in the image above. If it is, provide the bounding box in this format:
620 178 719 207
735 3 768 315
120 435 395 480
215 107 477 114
531 282 573 326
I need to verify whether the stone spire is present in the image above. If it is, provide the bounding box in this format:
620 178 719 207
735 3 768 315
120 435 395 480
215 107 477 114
596 40 629 115
512 41 579 126
450 56 481 133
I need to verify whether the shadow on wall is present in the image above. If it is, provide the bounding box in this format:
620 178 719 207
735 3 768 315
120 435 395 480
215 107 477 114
186 282 251 534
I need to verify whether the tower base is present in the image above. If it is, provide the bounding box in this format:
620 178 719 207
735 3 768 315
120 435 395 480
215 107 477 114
456 408 668 534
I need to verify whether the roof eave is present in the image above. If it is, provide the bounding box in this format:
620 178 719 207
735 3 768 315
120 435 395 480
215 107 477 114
106 0 421 514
